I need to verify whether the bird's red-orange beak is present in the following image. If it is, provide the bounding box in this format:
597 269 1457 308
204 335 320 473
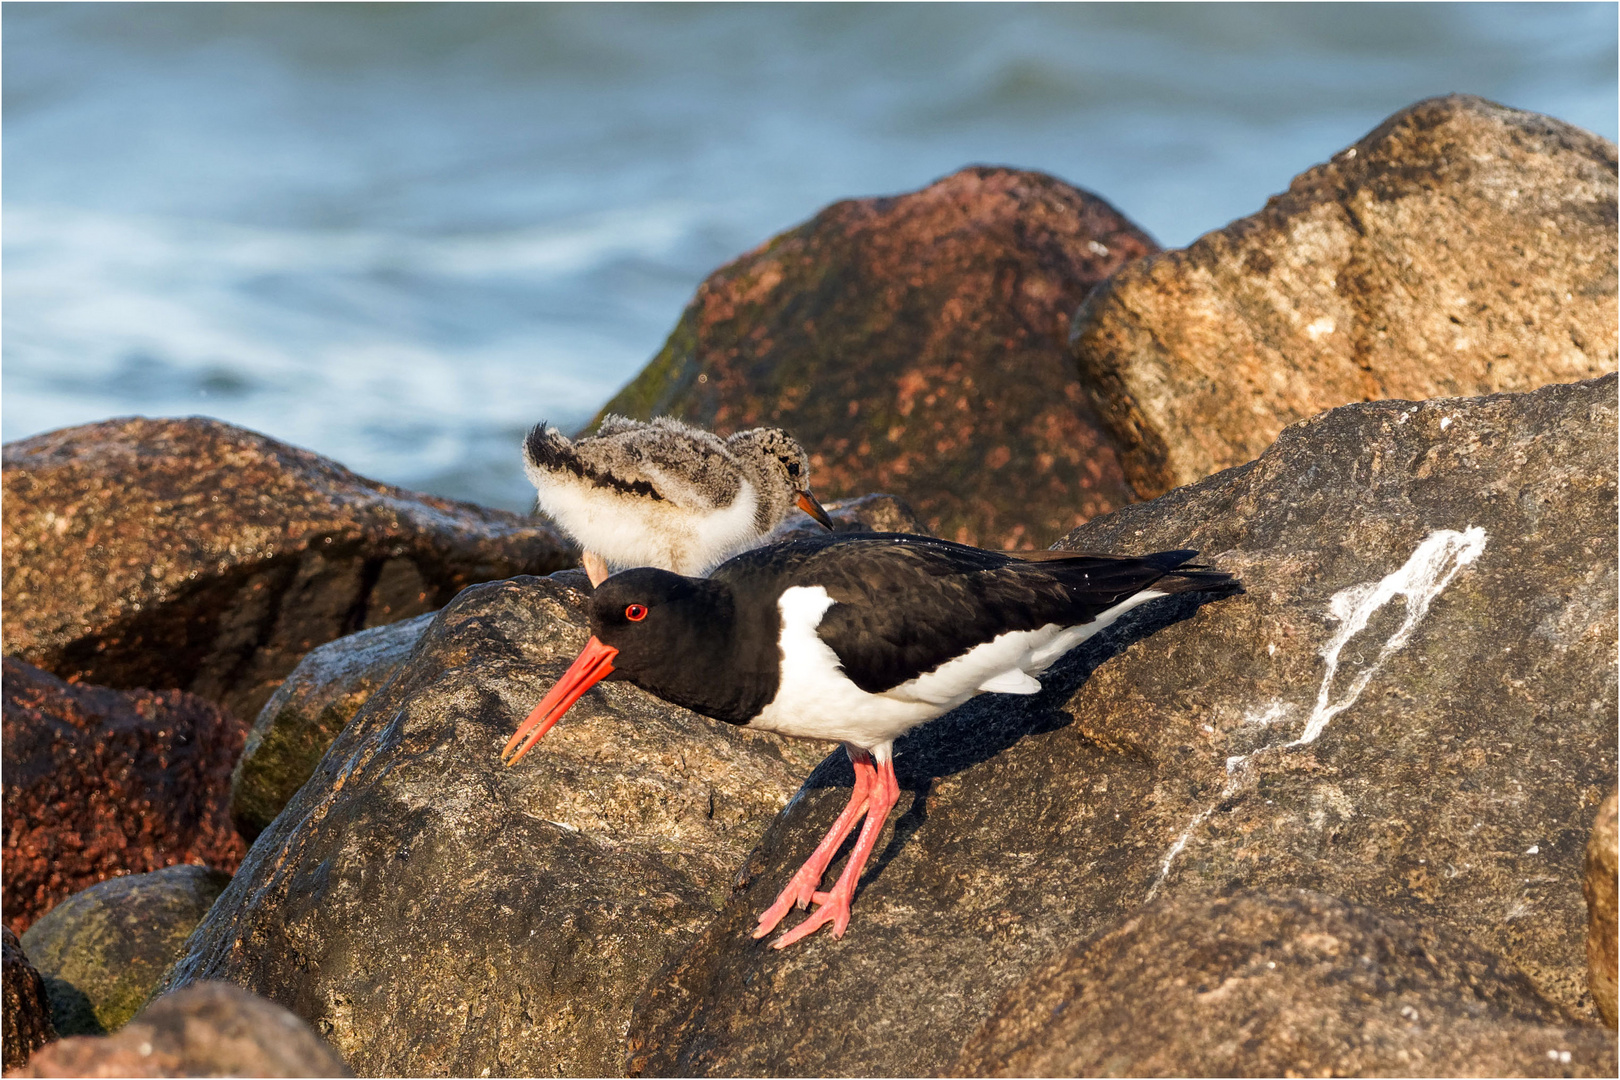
796 490 834 530
501 636 619 766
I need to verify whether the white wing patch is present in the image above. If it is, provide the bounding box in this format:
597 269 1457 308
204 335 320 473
977 670 1043 695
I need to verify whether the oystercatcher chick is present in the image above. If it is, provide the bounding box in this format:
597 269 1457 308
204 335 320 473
501 533 1235 947
523 415 834 585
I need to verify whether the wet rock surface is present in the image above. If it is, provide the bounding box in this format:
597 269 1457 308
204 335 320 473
21 865 232 1037
2 658 246 935
1587 788 1618 1027
625 375 1617 1076
14 981 351 1078
163 573 821 1076
2 417 575 724
597 166 1156 548
230 613 433 838
953 891 1617 1077
3 929 57 1072
1072 95 1618 498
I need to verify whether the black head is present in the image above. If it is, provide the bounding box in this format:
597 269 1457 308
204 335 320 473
589 568 728 663
503 567 783 767
586 569 778 724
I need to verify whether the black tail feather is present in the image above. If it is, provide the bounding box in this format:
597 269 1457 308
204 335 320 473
523 422 567 470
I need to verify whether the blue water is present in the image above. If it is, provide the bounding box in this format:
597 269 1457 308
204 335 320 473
5 3 1615 511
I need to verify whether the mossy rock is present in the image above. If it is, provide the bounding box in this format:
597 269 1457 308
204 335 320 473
230 612 433 838
20 865 230 1035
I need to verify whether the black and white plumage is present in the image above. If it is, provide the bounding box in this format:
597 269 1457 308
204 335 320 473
523 415 833 584
502 532 1236 947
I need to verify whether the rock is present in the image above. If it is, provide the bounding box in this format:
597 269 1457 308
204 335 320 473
163 573 823 1076
596 166 1156 548
4 929 57 1072
21 865 232 1037
624 375 1616 1076
13 981 351 1077
2 417 575 724
1072 94 1618 499
1587 787 1618 1027
230 613 433 838
770 492 931 544
2 658 245 935
953 891 1617 1077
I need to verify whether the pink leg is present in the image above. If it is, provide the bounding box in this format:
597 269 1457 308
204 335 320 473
753 748 877 939
770 754 900 949
582 551 611 587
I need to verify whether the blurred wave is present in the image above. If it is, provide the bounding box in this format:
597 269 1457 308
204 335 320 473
4 2 1615 510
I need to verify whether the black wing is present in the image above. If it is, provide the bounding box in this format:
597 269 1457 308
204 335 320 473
719 533 1232 694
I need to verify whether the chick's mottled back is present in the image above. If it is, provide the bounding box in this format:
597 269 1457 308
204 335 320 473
523 414 832 583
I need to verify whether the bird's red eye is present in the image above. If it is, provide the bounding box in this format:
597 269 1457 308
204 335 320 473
625 604 648 622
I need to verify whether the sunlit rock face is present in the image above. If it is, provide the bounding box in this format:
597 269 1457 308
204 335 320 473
1071 94 1618 498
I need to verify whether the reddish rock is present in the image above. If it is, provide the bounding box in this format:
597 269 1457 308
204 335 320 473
14 982 351 1077
1 658 246 935
3 928 56 1071
2 417 575 723
597 166 1157 548
1072 94 1618 498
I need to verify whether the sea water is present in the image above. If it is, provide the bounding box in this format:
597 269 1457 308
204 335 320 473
4 3 1615 511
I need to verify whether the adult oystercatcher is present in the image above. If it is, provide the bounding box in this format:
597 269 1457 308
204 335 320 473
502 532 1234 947
523 415 834 585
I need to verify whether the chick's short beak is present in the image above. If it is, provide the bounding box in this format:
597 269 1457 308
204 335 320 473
796 490 834 530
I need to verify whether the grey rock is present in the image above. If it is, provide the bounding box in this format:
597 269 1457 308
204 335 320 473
953 891 1617 1077
164 572 817 1076
21 865 232 1036
15 981 350 1077
626 375 1617 1076
2 417 575 724
1072 94 1618 498
230 613 433 838
1587 787 1618 1027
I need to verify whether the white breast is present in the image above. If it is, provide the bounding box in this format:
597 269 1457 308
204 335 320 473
750 586 941 755
528 467 763 575
748 585 1171 758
